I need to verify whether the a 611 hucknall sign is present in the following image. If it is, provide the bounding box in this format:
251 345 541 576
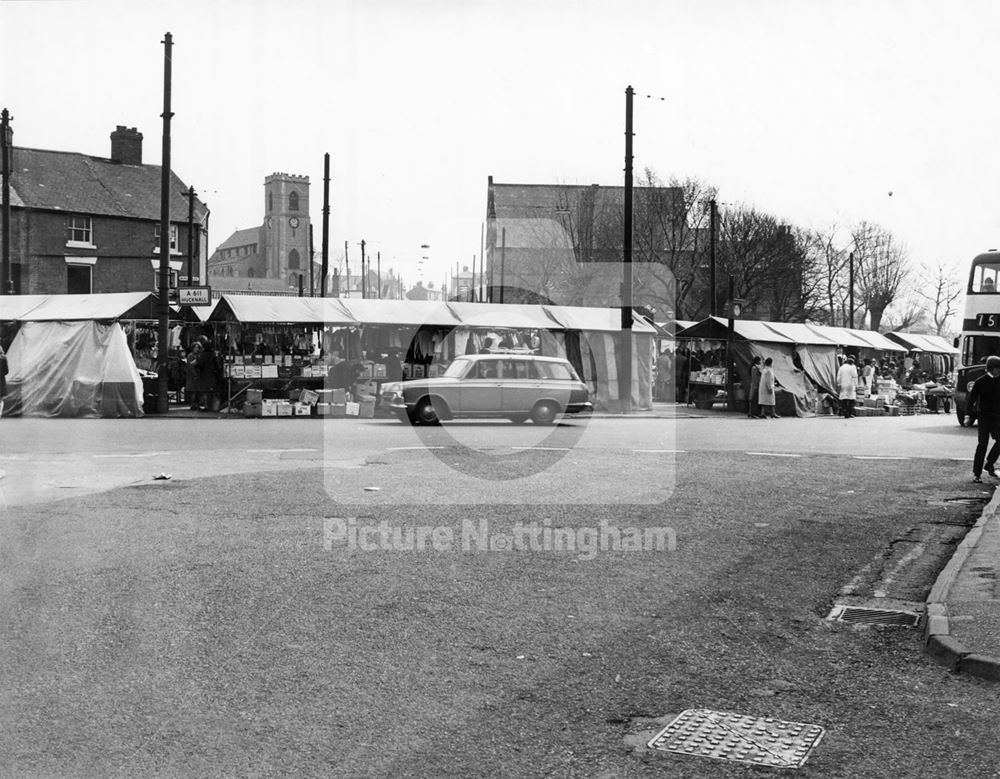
178 286 212 306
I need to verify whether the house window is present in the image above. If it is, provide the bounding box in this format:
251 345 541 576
67 264 92 294
67 216 94 246
152 268 179 291
289 191 299 211
288 249 300 269
153 224 179 253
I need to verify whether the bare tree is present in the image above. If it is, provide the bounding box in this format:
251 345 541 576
913 260 964 336
850 221 909 331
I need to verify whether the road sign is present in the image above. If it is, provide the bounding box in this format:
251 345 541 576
178 286 212 306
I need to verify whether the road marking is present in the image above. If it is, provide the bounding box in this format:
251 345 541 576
246 448 318 453
93 452 170 458
633 449 686 453
387 446 445 451
745 451 802 458
853 456 910 461
531 447 571 451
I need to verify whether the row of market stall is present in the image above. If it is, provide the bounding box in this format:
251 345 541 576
659 317 958 417
0 293 658 417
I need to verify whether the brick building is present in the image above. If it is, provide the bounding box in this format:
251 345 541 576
2 126 208 294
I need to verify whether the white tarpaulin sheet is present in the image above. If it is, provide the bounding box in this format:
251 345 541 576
210 295 356 324
10 292 161 321
4 321 144 418
344 299 463 326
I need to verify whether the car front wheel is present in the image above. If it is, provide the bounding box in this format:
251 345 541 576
414 397 441 425
531 401 559 425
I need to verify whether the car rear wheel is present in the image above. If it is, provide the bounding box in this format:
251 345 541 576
531 401 559 425
414 396 441 425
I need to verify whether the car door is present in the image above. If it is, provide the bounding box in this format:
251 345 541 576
500 358 542 413
459 358 502 414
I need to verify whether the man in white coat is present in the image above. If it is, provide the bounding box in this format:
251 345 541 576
837 355 859 418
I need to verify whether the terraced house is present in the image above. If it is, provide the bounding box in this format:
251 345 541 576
2 125 208 294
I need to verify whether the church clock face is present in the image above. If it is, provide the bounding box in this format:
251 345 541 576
289 217 300 229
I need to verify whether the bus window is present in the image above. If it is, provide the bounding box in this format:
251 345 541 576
971 262 1000 293
965 335 1000 366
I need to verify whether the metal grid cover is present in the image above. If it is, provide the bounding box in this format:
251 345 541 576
647 708 825 769
827 605 920 627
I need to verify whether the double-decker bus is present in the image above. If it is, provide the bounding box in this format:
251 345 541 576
955 250 1000 425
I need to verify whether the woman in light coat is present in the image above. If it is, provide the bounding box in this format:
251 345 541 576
837 355 859 418
759 357 778 418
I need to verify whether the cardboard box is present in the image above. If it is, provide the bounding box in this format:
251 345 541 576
262 401 277 417
262 364 279 379
245 365 262 379
294 403 311 416
283 355 293 367
359 399 375 418
232 365 246 379
411 365 426 379
358 361 374 379
319 388 347 404
345 401 360 416
235 355 245 365
373 363 387 378
299 389 319 406
354 380 378 398
243 402 262 418
246 389 264 404
264 355 274 364
317 402 347 417
276 403 293 417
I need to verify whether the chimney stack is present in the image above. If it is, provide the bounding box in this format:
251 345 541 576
110 125 143 165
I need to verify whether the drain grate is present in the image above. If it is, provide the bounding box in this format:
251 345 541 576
647 709 825 769
827 605 920 627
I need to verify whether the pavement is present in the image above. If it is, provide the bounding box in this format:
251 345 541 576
925 481 1000 681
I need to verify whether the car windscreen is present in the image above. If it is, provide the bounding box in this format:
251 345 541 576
442 357 472 378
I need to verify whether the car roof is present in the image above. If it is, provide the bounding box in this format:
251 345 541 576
459 353 567 362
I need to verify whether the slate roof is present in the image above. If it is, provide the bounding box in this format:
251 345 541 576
214 227 262 252
9 146 208 223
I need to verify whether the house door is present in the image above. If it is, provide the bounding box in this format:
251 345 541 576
67 264 92 294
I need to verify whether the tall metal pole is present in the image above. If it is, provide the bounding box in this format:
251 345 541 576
1 108 12 295
360 239 367 299
344 240 350 297
377 251 381 299
725 274 735 411
709 198 717 317
480 222 485 302
620 85 634 414
185 185 196 285
848 251 855 328
321 153 330 297
500 226 506 304
309 223 315 296
156 32 174 414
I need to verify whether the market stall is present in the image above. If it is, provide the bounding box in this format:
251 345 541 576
885 331 957 379
1 293 160 418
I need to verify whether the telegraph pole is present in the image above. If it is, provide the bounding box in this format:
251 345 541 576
377 251 381 299
1 108 12 295
156 32 174 414
500 226 506 304
360 239 367 299
709 198 717 317
321 153 330 297
848 251 855 328
344 240 350 297
620 85 634 414
185 185 196 285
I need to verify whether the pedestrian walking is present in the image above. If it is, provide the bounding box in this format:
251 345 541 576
195 336 220 411
968 355 1000 483
837 356 859 418
759 357 778 418
748 356 762 418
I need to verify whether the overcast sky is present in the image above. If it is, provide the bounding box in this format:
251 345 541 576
3 0 998 295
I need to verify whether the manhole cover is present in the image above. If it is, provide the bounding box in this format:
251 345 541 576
647 709 825 769
827 605 920 627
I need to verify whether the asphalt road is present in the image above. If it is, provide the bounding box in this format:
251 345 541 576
1 412 998 777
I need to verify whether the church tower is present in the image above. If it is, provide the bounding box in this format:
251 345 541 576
262 173 311 287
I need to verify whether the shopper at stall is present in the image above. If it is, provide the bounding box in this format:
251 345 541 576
185 340 203 410
837 355 859 418
748 356 763 418
758 357 778 419
968 355 1000 483
195 336 220 412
